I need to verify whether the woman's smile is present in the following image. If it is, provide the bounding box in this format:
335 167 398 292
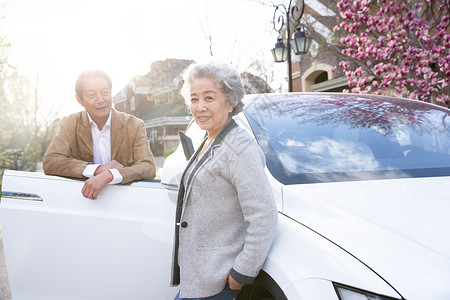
197 115 211 122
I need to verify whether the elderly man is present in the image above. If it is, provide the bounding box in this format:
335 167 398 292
43 69 156 199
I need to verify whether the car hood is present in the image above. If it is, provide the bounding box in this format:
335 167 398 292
282 175 450 300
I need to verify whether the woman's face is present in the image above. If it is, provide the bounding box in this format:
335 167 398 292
189 77 233 139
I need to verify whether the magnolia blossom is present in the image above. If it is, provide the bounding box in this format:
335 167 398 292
334 0 450 105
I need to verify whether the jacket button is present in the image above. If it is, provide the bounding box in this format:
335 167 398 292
181 221 188 228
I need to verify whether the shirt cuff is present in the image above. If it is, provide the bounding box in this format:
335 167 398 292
108 168 123 184
82 164 100 178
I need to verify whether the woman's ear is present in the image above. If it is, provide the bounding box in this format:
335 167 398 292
228 102 233 113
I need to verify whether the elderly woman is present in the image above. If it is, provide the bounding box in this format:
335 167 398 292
171 62 278 300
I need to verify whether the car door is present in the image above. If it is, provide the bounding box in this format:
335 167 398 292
1 170 179 299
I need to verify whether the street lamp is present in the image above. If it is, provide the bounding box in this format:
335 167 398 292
271 0 311 92
272 37 288 63
291 24 311 55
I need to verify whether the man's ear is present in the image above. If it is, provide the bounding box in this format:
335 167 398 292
76 94 84 107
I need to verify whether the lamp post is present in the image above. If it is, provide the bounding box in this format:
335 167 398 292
271 0 311 92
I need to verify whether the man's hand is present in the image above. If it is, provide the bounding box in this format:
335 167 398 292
82 170 113 200
94 160 124 176
227 273 243 291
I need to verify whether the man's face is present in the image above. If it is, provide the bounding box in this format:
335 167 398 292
76 75 112 122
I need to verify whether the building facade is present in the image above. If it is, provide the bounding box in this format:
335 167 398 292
113 59 193 156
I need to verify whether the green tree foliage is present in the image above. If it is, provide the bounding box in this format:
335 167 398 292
0 35 58 172
7 74 59 171
0 34 19 168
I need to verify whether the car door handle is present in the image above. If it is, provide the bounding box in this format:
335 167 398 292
1 191 43 201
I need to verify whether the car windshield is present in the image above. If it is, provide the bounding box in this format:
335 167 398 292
244 94 450 184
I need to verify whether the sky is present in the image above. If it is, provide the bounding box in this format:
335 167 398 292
1 0 289 118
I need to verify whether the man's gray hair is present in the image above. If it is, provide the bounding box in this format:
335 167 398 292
181 62 245 116
75 69 112 101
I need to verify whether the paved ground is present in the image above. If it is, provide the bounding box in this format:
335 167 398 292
0 157 166 299
0 227 11 300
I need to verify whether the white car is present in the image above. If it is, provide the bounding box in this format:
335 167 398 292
1 93 450 300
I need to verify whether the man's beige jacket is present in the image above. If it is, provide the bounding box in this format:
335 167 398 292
42 108 155 183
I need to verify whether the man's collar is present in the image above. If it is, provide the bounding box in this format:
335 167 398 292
87 110 112 129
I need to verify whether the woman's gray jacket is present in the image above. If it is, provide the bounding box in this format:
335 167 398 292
170 120 278 298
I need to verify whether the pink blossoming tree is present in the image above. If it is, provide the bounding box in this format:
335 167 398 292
333 0 450 105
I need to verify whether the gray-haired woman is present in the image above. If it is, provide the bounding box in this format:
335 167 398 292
170 62 278 300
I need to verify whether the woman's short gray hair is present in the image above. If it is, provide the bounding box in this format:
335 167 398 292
181 62 245 116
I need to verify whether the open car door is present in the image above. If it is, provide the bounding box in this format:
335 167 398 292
0 171 179 299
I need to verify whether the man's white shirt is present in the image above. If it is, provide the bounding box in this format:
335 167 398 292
81 111 123 184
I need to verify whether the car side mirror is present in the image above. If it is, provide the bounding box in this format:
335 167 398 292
179 131 194 160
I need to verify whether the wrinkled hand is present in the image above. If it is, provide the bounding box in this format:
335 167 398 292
82 170 113 200
94 160 124 176
227 273 243 291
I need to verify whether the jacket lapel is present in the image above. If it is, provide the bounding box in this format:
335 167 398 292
110 109 125 159
181 120 238 210
78 111 94 159
179 137 207 210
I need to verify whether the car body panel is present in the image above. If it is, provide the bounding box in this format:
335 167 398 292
1 170 179 300
282 177 450 299
283 279 344 300
262 215 400 299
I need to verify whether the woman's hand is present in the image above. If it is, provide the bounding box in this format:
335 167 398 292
227 273 243 290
